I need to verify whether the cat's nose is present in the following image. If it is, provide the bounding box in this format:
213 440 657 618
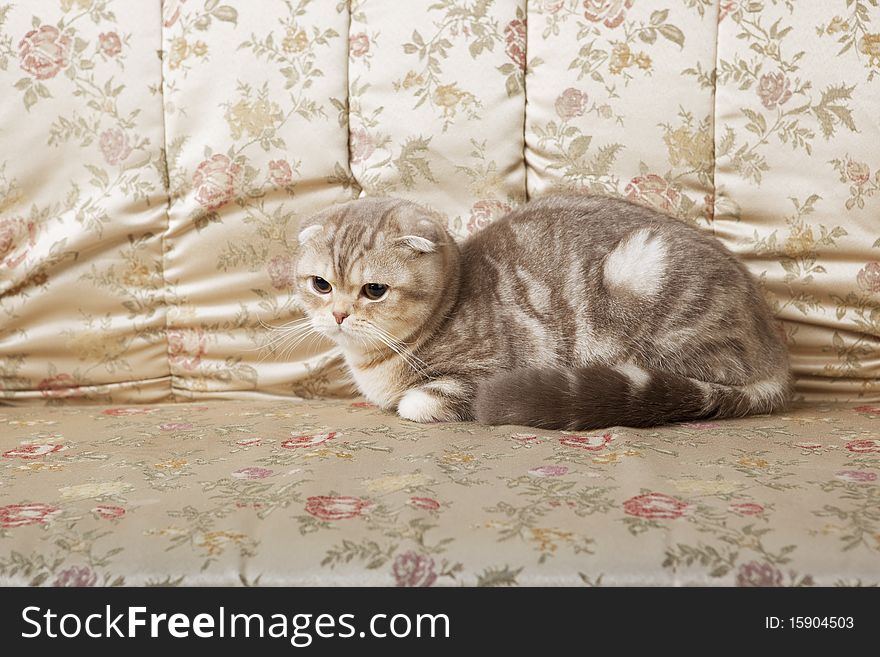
333 312 349 325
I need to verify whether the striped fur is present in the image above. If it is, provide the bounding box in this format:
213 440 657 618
292 194 792 430
474 366 790 430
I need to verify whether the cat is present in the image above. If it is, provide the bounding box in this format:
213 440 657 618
291 193 791 430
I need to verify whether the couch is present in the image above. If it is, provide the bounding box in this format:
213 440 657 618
1 1 878 586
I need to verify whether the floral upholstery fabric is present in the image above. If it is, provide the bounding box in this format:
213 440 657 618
1 2 170 402
160 0 355 400
714 2 880 400
1 2 880 587
2 399 879 586
348 0 528 234
1 0 879 402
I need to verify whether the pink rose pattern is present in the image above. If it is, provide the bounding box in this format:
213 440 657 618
19 25 72 80
392 551 437 587
504 19 527 70
53 566 98 587
266 255 296 290
0 503 60 528
559 433 613 451
2 444 64 460
98 32 122 58
729 502 764 516
757 71 792 110
37 374 81 399
267 159 293 186
736 561 784 587
306 495 371 521
856 263 880 293
193 154 242 211
835 470 877 483
99 128 132 165
555 88 588 120
623 492 690 519
0 400 875 586
408 496 441 511
466 200 512 235
167 328 207 371
624 174 681 213
582 0 633 29
232 467 274 480
349 127 376 165
93 505 126 520
0 218 37 271
282 432 337 449
349 33 370 57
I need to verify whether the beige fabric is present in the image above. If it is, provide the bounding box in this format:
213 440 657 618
348 0 528 237
714 2 880 401
526 0 716 224
160 0 354 399
1 0 879 403
2 398 878 586
0 2 170 402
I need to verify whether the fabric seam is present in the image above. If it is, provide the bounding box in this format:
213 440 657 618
156 6 175 402
523 0 530 202
710 0 720 232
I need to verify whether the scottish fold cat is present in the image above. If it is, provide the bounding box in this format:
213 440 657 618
291 194 790 429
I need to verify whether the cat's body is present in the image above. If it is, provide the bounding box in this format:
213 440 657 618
292 194 791 429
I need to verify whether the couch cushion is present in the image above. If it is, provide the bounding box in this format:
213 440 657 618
160 0 355 399
2 2 878 404
347 0 528 238
525 0 717 225
0 2 170 402
714 3 880 400
2 399 878 586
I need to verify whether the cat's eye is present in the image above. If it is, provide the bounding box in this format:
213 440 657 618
362 283 388 301
310 276 332 294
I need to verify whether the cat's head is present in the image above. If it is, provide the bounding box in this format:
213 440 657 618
293 197 459 354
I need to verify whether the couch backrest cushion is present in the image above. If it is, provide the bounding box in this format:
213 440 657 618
1 2 170 402
2 0 878 403
159 1 354 399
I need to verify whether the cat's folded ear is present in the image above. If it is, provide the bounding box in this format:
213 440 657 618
297 223 323 245
394 218 446 254
394 234 437 253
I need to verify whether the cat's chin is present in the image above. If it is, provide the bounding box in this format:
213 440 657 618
318 328 367 353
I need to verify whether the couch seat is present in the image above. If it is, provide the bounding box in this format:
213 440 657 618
1 400 878 586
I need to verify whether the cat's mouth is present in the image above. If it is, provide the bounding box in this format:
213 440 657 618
326 322 388 356
317 322 361 349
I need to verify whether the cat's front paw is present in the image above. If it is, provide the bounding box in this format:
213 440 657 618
397 389 452 423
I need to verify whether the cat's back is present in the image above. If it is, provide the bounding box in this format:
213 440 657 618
461 193 739 276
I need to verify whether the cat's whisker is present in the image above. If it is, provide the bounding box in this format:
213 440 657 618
277 327 320 362
368 324 431 372
367 327 430 379
248 324 315 356
250 327 312 349
260 320 313 333
256 315 312 330
259 320 318 362
261 325 314 348
366 322 421 357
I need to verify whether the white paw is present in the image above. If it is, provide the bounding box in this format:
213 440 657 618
397 389 447 423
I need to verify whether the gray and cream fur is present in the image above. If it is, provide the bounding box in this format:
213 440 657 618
292 194 791 430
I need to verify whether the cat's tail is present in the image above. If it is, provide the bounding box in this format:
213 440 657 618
473 363 790 430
